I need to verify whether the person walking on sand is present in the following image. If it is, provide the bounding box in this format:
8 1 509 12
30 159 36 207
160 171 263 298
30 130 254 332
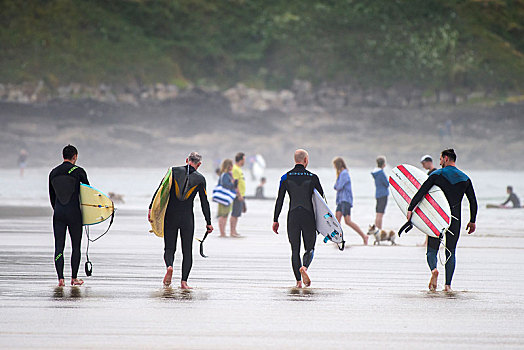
418 154 437 247
407 149 477 292
420 154 437 175
273 149 324 288
216 159 238 237
371 156 389 229
230 152 246 237
148 152 213 289
48 145 89 287
333 157 368 245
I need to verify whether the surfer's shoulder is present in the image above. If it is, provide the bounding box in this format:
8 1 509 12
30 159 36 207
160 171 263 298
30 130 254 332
430 168 443 176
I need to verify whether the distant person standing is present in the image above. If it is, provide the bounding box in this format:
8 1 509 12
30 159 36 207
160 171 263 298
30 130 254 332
501 186 521 208
333 157 368 245
216 159 237 237
18 149 28 177
407 149 478 292
371 156 389 229
148 152 213 289
273 149 324 287
419 154 437 247
48 145 89 287
255 177 267 199
230 152 246 238
420 154 437 175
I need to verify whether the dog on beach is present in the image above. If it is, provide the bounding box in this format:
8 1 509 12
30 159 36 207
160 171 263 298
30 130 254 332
367 224 396 245
108 192 125 204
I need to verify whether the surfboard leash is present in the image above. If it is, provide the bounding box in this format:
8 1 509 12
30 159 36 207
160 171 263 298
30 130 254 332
84 208 116 277
196 231 210 258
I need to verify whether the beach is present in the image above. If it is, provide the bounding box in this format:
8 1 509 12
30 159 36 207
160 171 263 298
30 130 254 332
1 167 523 349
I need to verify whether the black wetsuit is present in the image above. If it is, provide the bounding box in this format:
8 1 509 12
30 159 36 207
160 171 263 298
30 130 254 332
502 193 521 208
49 162 89 280
150 165 211 282
408 165 478 286
273 164 324 281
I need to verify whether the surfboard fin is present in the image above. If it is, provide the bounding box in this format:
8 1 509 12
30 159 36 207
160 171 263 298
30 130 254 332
398 220 413 237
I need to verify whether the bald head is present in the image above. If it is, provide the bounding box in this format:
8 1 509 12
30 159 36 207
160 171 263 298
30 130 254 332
294 149 309 167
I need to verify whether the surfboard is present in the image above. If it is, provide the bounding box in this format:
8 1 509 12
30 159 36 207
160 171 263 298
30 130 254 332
312 189 344 248
389 164 451 238
80 184 115 225
149 168 172 237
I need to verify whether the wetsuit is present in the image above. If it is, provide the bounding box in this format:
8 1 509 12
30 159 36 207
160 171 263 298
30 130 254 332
408 165 478 286
49 162 89 280
149 165 211 281
273 164 324 281
502 193 521 208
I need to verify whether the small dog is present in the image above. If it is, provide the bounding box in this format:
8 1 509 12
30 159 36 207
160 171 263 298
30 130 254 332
108 192 125 204
367 224 396 245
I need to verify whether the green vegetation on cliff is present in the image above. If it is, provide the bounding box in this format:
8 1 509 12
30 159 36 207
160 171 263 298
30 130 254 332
1 0 523 91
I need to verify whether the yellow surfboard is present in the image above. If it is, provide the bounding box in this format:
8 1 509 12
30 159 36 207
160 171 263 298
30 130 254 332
149 168 172 237
80 184 115 225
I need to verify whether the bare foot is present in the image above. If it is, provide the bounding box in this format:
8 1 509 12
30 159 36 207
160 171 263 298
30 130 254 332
299 266 311 287
163 266 173 287
58 279 65 287
363 235 369 245
295 281 303 288
219 234 227 238
444 285 453 292
180 281 192 289
428 269 439 291
230 233 242 238
71 278 84 286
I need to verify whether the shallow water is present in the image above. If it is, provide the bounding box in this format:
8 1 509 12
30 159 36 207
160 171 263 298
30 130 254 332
1 167 524 349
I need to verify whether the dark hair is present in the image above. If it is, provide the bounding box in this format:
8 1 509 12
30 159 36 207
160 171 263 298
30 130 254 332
507 186 513 192
62 144 78 160
235 152 245 163
441 148 456 162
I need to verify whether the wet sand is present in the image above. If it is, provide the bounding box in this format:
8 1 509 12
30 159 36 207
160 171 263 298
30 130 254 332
1 199 524 349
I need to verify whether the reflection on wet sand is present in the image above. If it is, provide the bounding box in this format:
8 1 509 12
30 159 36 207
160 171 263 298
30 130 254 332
287 287 317 301
152 287 203 301
52 286 86 300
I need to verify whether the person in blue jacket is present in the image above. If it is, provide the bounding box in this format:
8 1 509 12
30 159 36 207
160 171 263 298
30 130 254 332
333 157 368 245
371 156 389 229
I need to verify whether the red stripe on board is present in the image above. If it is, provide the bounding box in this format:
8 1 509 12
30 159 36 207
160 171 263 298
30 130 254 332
389 176 441 237
397 165 450 224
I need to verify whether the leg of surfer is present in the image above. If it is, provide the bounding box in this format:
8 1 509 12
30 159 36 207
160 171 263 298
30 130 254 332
300 210 316 287
180 216 194 289
69 220 84 286
287 211 302 287
444 221 460 292
53 217 66 286
427 237 439 291
163 217 178 286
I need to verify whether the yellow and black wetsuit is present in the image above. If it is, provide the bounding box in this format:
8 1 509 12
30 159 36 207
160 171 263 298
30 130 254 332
150 165 211 282
49 162 89 280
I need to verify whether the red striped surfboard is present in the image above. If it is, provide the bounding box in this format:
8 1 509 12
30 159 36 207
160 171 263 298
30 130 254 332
389 164 451 238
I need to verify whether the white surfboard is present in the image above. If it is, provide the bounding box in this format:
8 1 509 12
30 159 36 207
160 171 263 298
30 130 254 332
312 189 345 249
389 164 451 238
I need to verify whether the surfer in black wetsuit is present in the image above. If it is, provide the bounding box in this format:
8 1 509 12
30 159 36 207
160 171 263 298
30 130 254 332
148 152 213 289
48 145 89 287
501 186 521 208
273 149 324 288
407 149 478 292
